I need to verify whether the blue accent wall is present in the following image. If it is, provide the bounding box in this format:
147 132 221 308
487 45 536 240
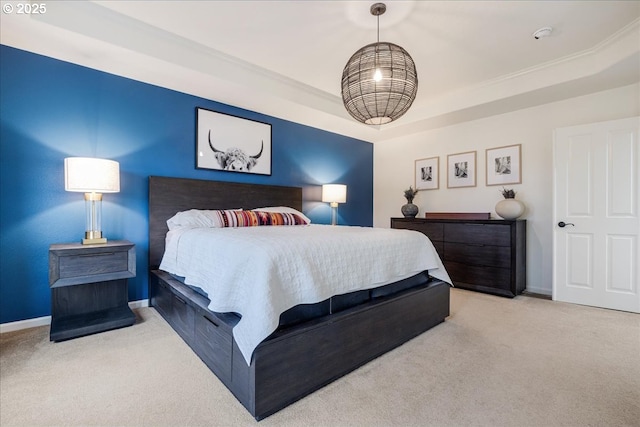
0 45 373 324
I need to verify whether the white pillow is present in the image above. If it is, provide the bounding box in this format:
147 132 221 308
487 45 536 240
252 206 311 224
166 209 242 230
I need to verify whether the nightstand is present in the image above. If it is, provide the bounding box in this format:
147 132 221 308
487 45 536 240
49 240 136 341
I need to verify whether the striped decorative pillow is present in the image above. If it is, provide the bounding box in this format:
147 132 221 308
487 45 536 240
167 209 308 229
214 210 307 228
214 210 259 227
253 211 307 226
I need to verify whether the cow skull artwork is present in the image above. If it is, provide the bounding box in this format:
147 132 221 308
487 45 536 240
208 130 263 171
196 108 271 175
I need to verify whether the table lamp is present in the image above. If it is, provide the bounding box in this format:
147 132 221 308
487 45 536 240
322 184 347 226
64 157 120 244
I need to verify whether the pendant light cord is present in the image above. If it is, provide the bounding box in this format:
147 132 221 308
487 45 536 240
375 10 380 72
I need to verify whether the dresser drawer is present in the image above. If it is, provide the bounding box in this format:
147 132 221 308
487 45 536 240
445 261 511 291
444 223 511 246
444 242 511 268
391 220 444 241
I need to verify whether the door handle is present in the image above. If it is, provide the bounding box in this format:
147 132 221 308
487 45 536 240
558 221 575 228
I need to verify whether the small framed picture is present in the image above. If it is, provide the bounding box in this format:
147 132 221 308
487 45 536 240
447 151 476 188
415 157 439 190
486 144 521 186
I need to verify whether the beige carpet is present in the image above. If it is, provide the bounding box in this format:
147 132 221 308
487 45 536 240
1 289 638 427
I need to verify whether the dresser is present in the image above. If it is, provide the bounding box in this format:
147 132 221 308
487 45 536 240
391 218 526 297
49 240 136 341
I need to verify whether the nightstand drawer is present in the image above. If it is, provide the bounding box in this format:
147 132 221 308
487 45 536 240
59 251 129 278
49 240 136 287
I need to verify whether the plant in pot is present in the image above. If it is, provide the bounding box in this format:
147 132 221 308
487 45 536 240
401 186 419 218
495 187 525 220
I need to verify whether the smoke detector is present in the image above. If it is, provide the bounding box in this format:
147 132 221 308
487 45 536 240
533 27 553 40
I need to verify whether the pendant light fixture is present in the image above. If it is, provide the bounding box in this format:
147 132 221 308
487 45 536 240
341 2 418 125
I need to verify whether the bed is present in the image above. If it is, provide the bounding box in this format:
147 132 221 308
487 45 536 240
148 176 451 420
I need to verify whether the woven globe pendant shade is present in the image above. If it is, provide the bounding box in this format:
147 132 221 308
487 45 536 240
341 3 418 125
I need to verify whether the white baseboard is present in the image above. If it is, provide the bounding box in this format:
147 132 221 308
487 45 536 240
0 315 52 333
129 299 149 309
524 285 552 297
0 299 150 334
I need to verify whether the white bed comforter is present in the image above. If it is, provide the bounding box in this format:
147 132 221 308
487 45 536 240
159 224 451 364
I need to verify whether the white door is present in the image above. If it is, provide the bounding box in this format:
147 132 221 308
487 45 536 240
553 117 640 313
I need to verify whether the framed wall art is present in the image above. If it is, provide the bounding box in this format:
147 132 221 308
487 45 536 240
447 151 476 188
196 107 272 175
415 157 439 190
486 144 521 186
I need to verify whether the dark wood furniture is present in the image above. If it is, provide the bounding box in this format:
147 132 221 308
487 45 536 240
391 218 526 297
424 212 490 220
49 240 136 341
149 176 450 420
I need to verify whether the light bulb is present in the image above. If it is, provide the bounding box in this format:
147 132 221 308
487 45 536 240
373 68 382 82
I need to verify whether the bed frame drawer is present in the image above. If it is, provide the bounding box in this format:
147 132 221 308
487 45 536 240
151 278 174 320
194 313 232 383
171 293 195 342
150 273 199 344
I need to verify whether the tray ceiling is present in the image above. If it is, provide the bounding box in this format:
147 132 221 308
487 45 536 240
2 1 638 142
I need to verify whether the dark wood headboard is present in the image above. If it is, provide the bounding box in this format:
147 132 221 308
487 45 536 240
148 176 303 268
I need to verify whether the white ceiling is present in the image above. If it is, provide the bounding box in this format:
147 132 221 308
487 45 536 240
2 1 639 143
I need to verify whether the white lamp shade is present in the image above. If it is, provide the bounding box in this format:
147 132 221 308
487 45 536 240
64 157 120 193
322 184 347 204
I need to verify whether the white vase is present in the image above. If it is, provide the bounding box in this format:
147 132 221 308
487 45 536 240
495 198 525 220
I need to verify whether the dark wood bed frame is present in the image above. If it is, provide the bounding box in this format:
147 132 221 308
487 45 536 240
148 176 450 420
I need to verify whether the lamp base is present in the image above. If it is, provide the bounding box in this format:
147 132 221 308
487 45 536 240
83 230 106 245
330 204 338 226
82 237 107 245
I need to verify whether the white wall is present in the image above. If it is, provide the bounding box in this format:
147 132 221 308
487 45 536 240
374 83 639 295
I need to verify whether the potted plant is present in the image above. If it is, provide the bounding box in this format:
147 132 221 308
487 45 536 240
495 187 525 220
401 186 419 218
500 187 516 199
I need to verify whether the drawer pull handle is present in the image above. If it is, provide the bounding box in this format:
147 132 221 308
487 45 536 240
174 295 187 305
203 316 219 328
79 252 115 257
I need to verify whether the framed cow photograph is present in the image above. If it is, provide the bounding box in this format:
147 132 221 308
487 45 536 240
196 107 272 175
